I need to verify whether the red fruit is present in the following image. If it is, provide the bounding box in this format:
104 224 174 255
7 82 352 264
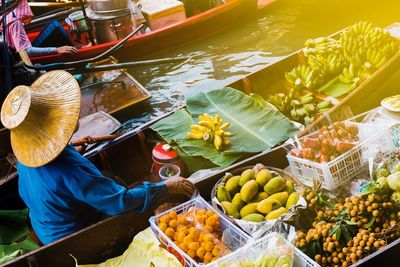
290 148 303 158
302 138 320 150
335 141 356 153
303 148 315 160
345 125 359 136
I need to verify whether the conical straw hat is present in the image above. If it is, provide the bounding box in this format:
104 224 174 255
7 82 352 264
1 70 81 167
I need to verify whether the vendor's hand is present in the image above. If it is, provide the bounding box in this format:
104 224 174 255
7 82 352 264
165 177 196 198
72 135 96 154
57 46 78 55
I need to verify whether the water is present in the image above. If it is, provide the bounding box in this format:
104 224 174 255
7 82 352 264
123 0 400 130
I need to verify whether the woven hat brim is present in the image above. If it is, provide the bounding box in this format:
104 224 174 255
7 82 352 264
11 71 81 167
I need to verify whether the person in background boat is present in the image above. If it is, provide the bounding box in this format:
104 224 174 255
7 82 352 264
0 70 196 245
1 0 77 57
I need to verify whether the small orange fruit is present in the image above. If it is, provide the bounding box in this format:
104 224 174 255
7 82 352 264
169 210 178 219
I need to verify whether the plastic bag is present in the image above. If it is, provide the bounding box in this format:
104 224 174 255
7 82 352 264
213 233 294 267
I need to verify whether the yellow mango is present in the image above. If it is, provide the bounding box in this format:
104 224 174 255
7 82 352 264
268 191 289 206
221 201 240 219
225 175 240 196
241 213 265 222
256 169 272 187
240 180 258 202
265 207 288 220
286 192 300 209
217 185 231 202
239 169 255 187
263 176 286 194
257 199 281 214
232 193 245 211
240 203 258 218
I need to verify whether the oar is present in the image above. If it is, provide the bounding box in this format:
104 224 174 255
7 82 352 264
25 23 146 71
71 134 120 146
28 1 85 8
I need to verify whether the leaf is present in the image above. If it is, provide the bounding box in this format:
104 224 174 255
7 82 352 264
336 226 342 242
152 88 299 167
300 240 322 259
318 76 357 98
341 225 351 243
250 93 278 111
329 224 340 237
344 220 357 226
365 216 376 228
186 87 299 153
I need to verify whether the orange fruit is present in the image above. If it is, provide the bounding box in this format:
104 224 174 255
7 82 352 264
196 247 206 259
178 242 189 253
212 246 220 257
205 225 214 233
188 242 200 251
159 215 170 224
197 209 207 216
204 233 214 242
206 210 214 217
165 227 175 237
204 241 214 252
169 219 177 228
204 252 213 263
169 210 178 219
187 249 196 259
177 214 187 225
158 222 168 232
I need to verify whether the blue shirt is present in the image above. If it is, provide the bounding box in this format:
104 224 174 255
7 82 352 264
17 145 167 245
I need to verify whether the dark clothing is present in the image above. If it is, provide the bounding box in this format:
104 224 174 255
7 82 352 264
32 21 73 48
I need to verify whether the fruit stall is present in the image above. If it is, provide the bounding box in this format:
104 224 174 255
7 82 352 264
3 21 400 267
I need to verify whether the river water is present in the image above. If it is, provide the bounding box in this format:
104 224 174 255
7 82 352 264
123 0 400 130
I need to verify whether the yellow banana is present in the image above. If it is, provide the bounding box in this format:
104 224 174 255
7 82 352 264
198 120 213 129
219 122 230 130
214 129 224 136
187 132 203 139
190 125 207 132
223 131 232 137
214 135 222 150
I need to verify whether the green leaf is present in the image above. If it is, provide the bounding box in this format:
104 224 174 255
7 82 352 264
341 225 351 243
318 76 357 98
344 220 357 226
0 209 29 244
152 88 299 167
301 240 322 259
365 216 376 228
329 224 340 237
358 212 370 218
336 226 342 242
250 93 278 111
186 87 299 153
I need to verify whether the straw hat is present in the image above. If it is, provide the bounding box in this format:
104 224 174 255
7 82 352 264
1 70 81 167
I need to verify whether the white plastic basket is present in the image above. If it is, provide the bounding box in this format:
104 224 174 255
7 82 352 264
149 196 251 267
208 232 320 267
287 122 393 190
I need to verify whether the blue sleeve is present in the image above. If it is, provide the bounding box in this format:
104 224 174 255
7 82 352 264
26 46 57 56
66 166 168 216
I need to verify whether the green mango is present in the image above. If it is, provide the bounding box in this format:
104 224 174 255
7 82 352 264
239 169 255 187
264 176 286 194
217 185 231 202
225 175 240 196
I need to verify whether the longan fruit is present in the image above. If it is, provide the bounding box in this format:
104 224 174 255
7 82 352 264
177 214 187 225
206 210 214 217
315 254 322 262
204 233 214 242
178 242 188 252
187 249 196 259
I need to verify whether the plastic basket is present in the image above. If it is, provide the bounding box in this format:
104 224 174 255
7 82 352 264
149 196 251 267
208 232 320 267
287 122 393 190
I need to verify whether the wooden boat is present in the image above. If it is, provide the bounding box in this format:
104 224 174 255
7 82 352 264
3 22 400 266
27 0 260 64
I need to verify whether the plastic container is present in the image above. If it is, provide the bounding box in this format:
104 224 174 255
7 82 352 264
209 233 319 267
67 11 89 32
149 196 251 267
141 0 186 30
159 163 181 180
287 122 393 190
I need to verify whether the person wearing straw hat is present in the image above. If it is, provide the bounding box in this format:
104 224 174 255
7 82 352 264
0 70 196 245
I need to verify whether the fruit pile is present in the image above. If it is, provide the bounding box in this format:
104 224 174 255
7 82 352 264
296 188 400 267
290 121 359 163
216 165 300 222
268 89 332 125
157 208 231 264
187 113 232 151
373 164 400 203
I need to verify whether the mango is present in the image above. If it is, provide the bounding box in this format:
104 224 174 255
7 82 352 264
221 201 240 219
240 203 258 218
232 193 245 211
241 213 265 222
256 169 272 187
240 180 258 202
250 192 269 202
239 169 255 187
225 175 240 196
286 192 300 209
257 199 281 214
265 207 288 220
263 176 286 194
285 180 295 194
268 191 289 206
217 185 231 202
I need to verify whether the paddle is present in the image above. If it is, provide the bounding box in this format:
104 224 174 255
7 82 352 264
71 134 121 146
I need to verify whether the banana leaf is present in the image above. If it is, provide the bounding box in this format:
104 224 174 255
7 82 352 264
318 76 357 98
0 209 29 244
0 237 39 264
152 88 299 168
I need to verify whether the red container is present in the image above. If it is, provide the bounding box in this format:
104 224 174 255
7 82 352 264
151 143 186 177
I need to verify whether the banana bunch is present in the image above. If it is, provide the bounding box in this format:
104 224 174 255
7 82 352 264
340 21 399 64
339 63 370 84
187 113 232 151
285 65 323 90
303 37 341 57
268 89 332 125
307 53 344 78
